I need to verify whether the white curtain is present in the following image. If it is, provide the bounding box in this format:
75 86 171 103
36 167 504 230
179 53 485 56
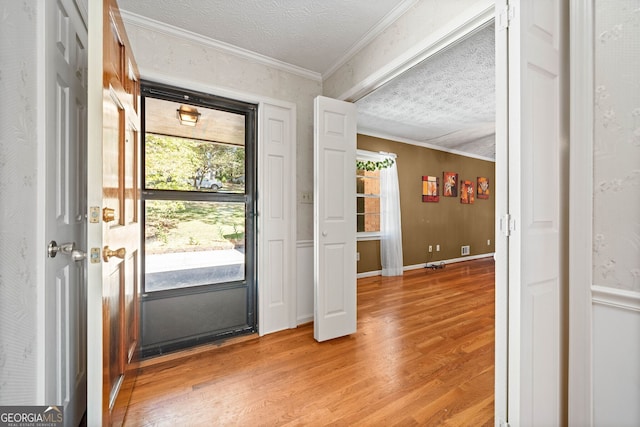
380 159 403 276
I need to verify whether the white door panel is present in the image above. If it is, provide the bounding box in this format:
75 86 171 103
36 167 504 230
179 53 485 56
313 96 357 342
507 0 568 425
259 102 297 335
43 0 88 425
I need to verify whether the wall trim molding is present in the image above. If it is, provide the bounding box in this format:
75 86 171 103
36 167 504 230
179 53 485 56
337 4 494 102
357 253 495 279
358 129 496 162
296 240 313 248
120 10 322 82
322 0 420 80
592 286 640 312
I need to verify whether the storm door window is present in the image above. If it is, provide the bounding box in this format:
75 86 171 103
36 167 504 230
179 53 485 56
143 97 248 291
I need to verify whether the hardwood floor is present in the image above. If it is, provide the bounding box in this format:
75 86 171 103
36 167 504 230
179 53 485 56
124 258 495 426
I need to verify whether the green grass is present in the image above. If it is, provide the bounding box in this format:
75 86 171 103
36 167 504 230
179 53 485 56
146 201 245 254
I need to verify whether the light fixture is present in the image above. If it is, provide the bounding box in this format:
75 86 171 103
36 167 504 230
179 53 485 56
176 105 201 127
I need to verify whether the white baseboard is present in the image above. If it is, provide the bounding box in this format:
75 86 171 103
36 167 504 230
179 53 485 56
357 253 495 279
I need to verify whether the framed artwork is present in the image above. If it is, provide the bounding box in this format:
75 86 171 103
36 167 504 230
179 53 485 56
460 180 474 204
443 172 458 197
422 175 439 202
477 177 490 199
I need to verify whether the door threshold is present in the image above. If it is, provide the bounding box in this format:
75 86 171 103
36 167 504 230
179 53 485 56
139 332 259 368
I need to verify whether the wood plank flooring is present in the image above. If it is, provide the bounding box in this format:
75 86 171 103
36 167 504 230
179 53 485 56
123 258 495 426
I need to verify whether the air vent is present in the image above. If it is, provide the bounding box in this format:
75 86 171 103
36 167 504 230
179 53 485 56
461 245 470 256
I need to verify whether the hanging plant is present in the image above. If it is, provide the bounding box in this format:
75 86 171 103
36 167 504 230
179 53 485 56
356 158 394 171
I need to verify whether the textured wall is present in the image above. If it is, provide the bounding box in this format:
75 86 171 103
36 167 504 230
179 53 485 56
122 18 322 241
593 0 640 292
357 135 495 273
323 0 494 99
0 0 39 404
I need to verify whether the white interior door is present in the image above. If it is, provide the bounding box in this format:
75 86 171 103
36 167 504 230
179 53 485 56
258 102 297 335
505 0 569 425
42 1 88 426
313 96 357 342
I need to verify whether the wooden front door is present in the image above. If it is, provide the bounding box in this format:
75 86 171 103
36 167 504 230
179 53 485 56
87 0 141 425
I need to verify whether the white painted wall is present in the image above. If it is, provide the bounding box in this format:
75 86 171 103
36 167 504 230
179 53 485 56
296 241 314 325
0 0 40 404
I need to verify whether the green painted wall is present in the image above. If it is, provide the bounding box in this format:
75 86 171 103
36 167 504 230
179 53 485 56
357 134 496 274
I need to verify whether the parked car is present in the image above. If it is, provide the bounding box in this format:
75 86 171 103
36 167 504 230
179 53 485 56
197 177 223 191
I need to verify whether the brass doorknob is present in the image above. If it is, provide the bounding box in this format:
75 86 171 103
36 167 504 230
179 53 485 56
103 246 126 262
103 207 115 222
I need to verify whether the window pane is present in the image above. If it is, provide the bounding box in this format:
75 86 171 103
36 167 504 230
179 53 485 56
357 196 380 214
357 213 381 233
145 200 245 291
145 134 245 194
356 167 380 233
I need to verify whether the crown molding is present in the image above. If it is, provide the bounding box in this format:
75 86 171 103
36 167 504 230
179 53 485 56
120 10 322 82
322 0 420 80
358 129 496 162
338 4 494 102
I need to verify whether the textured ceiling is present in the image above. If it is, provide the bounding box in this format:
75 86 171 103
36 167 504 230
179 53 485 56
118 0 496 160
356 24 496 159
117 0 412 76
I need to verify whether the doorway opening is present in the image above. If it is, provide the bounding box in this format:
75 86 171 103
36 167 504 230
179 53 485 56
140 81 257 357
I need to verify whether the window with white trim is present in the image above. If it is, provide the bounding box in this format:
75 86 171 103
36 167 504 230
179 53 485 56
356 150 390 241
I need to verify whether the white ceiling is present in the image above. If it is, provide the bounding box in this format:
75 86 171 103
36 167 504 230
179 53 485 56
118 0 496 160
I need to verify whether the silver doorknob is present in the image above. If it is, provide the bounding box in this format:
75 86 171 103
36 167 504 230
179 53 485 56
48 240 86 261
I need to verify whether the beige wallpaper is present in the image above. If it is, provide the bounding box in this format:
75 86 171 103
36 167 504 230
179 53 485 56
0 0 39 404
122 19 323 241
593 0 640 292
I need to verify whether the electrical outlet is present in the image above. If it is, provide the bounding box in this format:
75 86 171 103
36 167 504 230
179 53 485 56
487 239 491 246
436 244 440 252
357 252 360 261
461 245 470 256
428 245 433 253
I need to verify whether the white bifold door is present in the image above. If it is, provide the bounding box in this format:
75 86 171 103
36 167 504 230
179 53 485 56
495 0 569 425
313 96 357 342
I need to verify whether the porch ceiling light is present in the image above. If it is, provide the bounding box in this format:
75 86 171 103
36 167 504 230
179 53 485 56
177 105 201 126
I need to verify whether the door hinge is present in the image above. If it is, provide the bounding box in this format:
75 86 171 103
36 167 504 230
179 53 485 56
499 421 511 427
498 4 515 30
501 213 515 237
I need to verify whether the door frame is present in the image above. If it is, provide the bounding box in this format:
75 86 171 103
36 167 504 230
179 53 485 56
135 71 298 335
138 81 259 356
568 0 593 424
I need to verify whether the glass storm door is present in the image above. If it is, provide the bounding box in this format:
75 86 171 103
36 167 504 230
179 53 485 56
140 82 257 356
